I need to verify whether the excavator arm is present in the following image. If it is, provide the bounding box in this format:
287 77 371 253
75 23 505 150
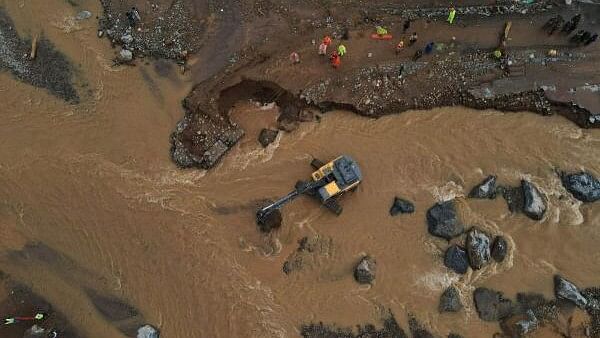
256 179 325 224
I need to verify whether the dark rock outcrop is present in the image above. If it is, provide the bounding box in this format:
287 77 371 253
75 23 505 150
439 286 463 313
554 275 588 309
137 325 160 338
515 292 559 324
408 315 435 338
473 288 514 322
499 185 525 213
426 200 464 240
390 197 415 216
561 172 600 202
354 256 376 284
301 311 407 338
466 228 491 270
444 245 469 274
257 209 282 233
258 128 278 147
491 236 508 263
521 180 546 221
469 175 497 199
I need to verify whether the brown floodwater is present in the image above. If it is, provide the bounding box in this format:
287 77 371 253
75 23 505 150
1 0 600 337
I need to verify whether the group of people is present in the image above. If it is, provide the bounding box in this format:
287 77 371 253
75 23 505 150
543 14 597 46
318 36 347 68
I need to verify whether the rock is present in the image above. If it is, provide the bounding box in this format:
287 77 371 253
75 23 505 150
258 128 278 147
499 185 524 213
121 34 134 44
408 315 435 338
389 197 415 216
491 236 508 263
473 287 514 322
521 180 546 221
501 310 538 337
426 200 464 240
137 325 160 338
444 245 469 274
354 255 376 284
447 334 463 338
257 209 282 233
119 49 133 62
554 275 588 309
583 287 600 311
466 228 491 270
439 286 463 312
562 172 600 202
468 175 497 199
23 325 46 338
75 10 92 20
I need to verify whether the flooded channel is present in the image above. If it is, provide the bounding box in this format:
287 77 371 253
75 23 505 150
1 0 599 337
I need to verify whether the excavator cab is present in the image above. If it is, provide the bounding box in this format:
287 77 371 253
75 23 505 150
256 155 362 225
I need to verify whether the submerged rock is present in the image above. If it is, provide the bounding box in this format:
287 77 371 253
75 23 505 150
469 175 497 199
444 245 469 274
491 235 508 263
466 228 491 270
390 197 415 216
521 180 546 220
554 275 588 309
562 172 600 202
474 288 514 322
426 200 464 240
439 286 463 313
258 128 278 147
354 256 376 284
137 325 159 338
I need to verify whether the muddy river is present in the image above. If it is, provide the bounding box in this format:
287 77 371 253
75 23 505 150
1 0 599 337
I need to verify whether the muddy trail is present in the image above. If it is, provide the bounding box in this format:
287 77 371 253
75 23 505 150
0 0 600 338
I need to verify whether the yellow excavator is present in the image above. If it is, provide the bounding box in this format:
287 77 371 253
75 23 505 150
256 155 362 225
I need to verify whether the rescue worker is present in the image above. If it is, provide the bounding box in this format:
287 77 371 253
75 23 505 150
322 35 332 46
409 32 418 46
330 51 341 68
318 42 328 55
447 7 457 24
337 44 347 56
395 40 404 55
493 49 502 59
290 52 300 64
425 42 434 54
375 26 388 36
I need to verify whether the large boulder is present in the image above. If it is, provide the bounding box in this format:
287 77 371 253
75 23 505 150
521 180 546 221
258 129 278 147
426 200 464 240
473 288 514 322
444 245 469 274
562 172 600 202
466 228 491 270
389 197 415 216
354 256 376 284
491 236 508 263
137 325 160 338
554 275 588 309
439 286 463 313
468 175 497 199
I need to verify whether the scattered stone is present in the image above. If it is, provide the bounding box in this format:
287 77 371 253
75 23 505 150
258 128 278 147
554 275 588 309
75 10 92 20
119 49 133 62
121 34 134 44
301 311 407 338
473 287 514 322
426 200 464 240
583 287 600 312
561 172 600 202
97 30 104 38
389 197 415 216
491 235 508 263
468 175 497 199
439 286 463 313
137 325 160 338
466 228 491 270
444 245 469 274
521 180 546 220
354 255 376 284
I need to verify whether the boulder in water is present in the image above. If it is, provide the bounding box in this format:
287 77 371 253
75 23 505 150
389 197 415 216
521 180 546 221
257 209 282 233
554 275 588 309
354 255 376 284
501 310 538 337
466 228 491 270
491 236 508 263
439 286 463 312
474 287 514 322
468 175 497 199
258 128 279 147
426 200 464 240
137 325 160 338
444 245 469 274
562 172 600 202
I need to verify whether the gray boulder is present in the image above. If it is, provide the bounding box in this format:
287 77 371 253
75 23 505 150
258 129 278 147
521 180 546 221
469 175 497 199
354 256 376 284
23 325 46 338
491 236 508 263
119 49 133 62
562 172 600 202
390 197 415 216
501 310 538 337
466 228 491 270
444 245 469 274
439 286 463 312
76 10 92 20
121 34 134 44
554 275 588 309
137 325 159 338
474 287 514 322
426 200 464 240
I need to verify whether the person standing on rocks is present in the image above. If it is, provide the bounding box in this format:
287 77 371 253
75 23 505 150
337 44 347 56
290 52 300 64
409 32 418 46
425 42 435 54
447 7 457 25
395 40 404 55
330 51 341 68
